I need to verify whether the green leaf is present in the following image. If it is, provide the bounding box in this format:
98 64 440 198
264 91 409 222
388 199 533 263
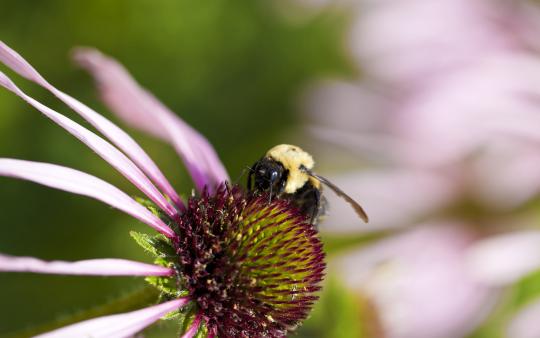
194 321 209 338
129 231 175 258
135 197 163 218
321 230 391 257
174 302 200 335
145 275 189 298
130 231 190 297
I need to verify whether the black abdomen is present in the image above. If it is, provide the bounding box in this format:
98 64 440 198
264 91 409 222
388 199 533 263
283 181 327 226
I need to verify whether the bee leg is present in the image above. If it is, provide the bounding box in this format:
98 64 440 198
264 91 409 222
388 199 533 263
310 188 321 227
247 167 254 193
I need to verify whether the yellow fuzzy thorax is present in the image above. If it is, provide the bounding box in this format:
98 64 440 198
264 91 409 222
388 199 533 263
266 144 320 194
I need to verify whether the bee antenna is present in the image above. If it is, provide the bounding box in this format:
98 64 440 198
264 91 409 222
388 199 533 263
234 166 254 185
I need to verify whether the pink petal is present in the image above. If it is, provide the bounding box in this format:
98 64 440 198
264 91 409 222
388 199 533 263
349 0 515 84
466 230 540 286
0 254 172 276
470 139 540 208
0 69 179 219
34 298 189 338
318 169 458 233
0 158 174 238
73 48 229 192
507 299 540 338
181 313 202 338
303 81 393 137
0 40 184 210
392 55 540 167
335 224 496 338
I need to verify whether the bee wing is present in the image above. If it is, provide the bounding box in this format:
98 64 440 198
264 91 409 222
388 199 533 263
308 171 369 223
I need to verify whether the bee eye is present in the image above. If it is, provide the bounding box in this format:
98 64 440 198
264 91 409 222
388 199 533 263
258 169 266 175
270 171 279 181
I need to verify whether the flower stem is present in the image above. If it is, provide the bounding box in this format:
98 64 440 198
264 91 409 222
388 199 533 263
0 285 160 338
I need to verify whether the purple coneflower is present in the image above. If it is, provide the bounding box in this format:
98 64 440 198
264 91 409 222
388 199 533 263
0 41 324 338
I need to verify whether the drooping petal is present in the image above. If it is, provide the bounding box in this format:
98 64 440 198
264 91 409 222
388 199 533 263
181 313 202 338
73 48 229 192
0 70 179 219
0 254 172 276
507 299 540 338
466 230 540 286
0 158 174 238
0 40 184 210
34 298 190 338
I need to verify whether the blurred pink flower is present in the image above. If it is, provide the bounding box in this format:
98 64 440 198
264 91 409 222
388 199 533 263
348 0 540 84
311 168 458 232
336 225 496 338
303 0 540 337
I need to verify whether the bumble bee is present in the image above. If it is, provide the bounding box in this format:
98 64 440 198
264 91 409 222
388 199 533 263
247 144 368 226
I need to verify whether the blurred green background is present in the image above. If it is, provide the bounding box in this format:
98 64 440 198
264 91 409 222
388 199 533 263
0 0 357 336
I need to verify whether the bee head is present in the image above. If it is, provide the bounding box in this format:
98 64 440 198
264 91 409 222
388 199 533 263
251 157 286 193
